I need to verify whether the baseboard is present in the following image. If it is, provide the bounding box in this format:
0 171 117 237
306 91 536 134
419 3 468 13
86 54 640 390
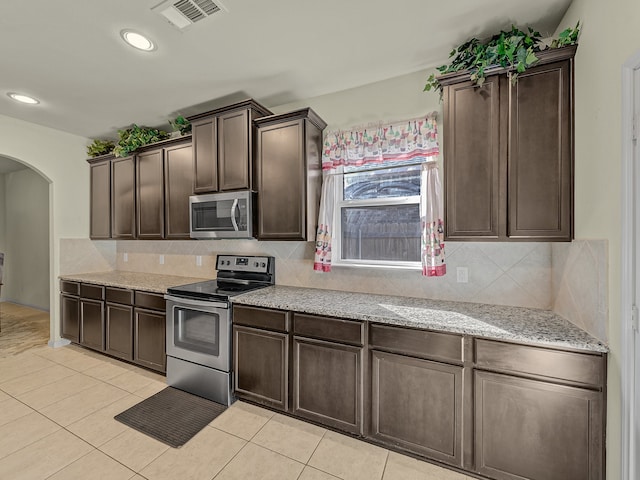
48 338 71 348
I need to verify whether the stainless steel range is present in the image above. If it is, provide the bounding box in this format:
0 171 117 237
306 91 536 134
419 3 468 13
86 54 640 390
165 254 275 405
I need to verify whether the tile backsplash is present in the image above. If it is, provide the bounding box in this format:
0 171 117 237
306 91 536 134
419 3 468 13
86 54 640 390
59 238 608 343
551 240 608 343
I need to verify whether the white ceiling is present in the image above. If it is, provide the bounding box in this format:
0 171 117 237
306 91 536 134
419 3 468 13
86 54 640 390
0 0 572 141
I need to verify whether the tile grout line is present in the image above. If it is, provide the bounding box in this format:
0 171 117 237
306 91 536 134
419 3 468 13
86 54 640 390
210 439 253 479
379 449 390 480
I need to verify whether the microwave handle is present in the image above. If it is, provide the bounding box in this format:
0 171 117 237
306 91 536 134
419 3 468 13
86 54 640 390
230 199 239 231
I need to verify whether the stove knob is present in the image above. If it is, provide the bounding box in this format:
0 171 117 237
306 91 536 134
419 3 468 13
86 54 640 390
261 262 266 267
254 262 259 267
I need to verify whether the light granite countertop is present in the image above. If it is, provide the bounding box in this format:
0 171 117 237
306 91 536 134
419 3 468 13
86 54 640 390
59 271 210 294
233 285 609 354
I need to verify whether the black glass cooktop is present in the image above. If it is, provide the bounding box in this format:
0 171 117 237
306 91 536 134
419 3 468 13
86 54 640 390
166 279 268 301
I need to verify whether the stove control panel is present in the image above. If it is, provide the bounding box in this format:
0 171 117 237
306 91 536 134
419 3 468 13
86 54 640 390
216 255 273 274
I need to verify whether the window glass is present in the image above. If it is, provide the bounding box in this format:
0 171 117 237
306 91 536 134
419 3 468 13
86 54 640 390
335 162 423 267
340 205 421 262
343 164 421 200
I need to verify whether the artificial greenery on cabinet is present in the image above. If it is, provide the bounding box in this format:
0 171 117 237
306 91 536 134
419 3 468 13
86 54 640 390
86 139 115 158
112 124 171 157
424 22 580 96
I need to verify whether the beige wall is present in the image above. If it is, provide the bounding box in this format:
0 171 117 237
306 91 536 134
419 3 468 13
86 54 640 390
0 174 5 257
2 168 50 309
0 174 5 299
554 1 640 478
0 114 88 343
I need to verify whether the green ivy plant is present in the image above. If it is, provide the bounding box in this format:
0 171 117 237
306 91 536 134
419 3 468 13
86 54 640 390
424 22 580 97
112 124 170 157
170 115 192 135
86 139 115 158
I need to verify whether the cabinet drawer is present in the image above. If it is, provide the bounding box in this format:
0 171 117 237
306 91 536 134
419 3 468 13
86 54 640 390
60 280 80 296
370 324 463 363
134 291 166 311
233 305 290 333
293 313 364 346
80 283 104 300
474 339 605 388
106 287 134 305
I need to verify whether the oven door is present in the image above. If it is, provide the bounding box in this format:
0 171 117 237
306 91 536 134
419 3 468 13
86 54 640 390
165 295 230 371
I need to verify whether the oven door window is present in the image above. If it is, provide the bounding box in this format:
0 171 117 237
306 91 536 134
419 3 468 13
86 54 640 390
174 307 220 356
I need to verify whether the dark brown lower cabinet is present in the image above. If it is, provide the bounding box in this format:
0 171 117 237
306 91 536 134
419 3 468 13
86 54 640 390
233 325 289 411
369 350 463 467
105 303 133 361
60 294 79 343
134 307 166 373
60 284 166 373
474 371 603 480
80 298 104 351
293 336 363 434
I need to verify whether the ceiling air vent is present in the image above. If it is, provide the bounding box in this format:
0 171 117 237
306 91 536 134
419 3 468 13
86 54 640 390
152 0 225 30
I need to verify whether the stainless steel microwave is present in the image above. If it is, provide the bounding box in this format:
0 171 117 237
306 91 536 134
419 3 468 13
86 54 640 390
189 191 255 239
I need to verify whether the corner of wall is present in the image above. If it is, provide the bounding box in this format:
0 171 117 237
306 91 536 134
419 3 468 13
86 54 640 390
59 238 116 275
551 239 608 343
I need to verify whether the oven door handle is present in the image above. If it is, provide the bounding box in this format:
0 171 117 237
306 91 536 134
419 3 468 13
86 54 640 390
164 294 228 310
230 199 239 231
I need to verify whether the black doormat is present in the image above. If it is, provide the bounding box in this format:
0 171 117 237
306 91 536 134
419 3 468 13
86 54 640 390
114 387 227 448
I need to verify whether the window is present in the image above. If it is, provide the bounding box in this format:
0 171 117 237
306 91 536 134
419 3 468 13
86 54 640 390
332 162 423 269
313 114 444 275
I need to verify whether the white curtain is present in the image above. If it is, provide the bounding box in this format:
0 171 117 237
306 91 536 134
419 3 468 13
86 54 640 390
313 173 336 272
420 162 446 276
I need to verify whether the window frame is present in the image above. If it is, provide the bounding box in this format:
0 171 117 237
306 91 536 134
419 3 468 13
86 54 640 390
331 163 423 270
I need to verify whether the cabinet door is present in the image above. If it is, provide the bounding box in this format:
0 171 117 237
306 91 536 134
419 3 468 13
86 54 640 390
293 336 363 434
60 294 79 343
233 325 289 411
111 156 136 239
136 149 164 239
89 160 111 239
164 143 194 239
444 75 505 239
218 109 250 191
106 303 133 361
193 117 218 193
508 59 572 240
80 298 104 351
370 350 463 466
134 307 166 373
256 119 306 240
474 371 603 480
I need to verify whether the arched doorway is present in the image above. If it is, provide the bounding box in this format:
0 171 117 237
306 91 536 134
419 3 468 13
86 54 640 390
0 154 52 343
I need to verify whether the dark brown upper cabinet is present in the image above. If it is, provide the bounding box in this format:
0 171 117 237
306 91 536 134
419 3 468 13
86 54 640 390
88 157 112 239
136 149 164 239
254 108 327 241
111 156 136 239
135 138 193 240
188 99 272 194
164 142 194 239
440 45 575 241
191 116 217 193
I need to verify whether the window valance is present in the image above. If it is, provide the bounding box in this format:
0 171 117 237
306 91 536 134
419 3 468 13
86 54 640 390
321 113 439 171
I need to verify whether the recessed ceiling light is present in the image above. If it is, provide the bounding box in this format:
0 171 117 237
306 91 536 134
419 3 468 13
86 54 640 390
120 29 156 51
7 92 40 105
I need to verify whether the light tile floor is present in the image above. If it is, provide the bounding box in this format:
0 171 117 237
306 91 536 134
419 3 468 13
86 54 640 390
0 306 474 480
